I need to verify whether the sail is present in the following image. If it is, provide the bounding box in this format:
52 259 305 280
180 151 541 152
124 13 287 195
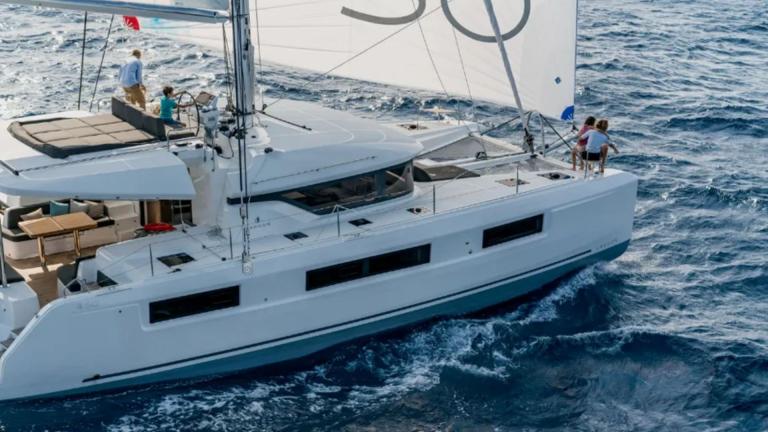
254 0 577 120
130 0 577 120
0 0 229 23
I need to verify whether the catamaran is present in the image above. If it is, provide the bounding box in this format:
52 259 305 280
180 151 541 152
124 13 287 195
0 0 637 400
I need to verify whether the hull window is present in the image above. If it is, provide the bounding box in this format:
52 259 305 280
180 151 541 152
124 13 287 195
307 244 431 290
483 215 544 249
149 286 240 324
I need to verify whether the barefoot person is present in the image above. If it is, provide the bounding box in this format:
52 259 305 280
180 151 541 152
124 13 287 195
572 116 596 170
119 49 146 110
581 119 619 173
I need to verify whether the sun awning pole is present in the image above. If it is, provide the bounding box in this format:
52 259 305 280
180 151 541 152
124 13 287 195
482 0 534 154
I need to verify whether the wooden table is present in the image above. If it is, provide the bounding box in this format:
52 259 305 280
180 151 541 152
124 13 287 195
19 212 97 266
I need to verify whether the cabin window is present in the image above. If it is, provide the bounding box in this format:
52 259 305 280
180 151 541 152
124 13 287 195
149 286 240 324
382 163 413 198
482 215 544 249
282 173 377 213
306 244 431 291
229 162 414 215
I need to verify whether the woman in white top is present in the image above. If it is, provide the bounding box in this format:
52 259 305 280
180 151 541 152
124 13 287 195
580 119 619 173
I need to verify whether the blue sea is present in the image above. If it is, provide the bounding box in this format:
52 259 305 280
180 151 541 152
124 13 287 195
1 0 767 430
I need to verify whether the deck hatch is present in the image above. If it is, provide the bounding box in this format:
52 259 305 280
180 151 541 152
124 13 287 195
483 215 544 249
306 244 431 291
284 232 308 241
349 218 372 227
157 252 195 267
149 286 240 324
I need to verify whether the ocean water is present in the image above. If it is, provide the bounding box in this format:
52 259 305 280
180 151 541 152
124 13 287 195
0 0 767 430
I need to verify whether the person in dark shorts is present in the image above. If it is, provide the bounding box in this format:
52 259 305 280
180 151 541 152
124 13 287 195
580 119 619 173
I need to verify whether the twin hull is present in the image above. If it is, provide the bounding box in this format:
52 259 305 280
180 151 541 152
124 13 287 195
0 173 637 400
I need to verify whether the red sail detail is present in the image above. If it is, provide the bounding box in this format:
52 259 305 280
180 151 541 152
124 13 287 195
123 16 140 31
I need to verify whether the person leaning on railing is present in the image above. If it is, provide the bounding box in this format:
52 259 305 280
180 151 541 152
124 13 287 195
119 49 146 110
581 119 619 174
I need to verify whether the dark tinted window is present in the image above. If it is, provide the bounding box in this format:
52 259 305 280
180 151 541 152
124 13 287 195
382 163 413 198
283 173 377 214
231 162 415 215
150 286 240 324
482 215 544 248
307 244 431 291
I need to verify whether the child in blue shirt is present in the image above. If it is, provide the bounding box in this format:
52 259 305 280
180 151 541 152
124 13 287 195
159 86 191 127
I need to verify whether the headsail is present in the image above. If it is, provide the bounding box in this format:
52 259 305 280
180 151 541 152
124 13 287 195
0 0 229 23
255 0 577 120
138 0 577 120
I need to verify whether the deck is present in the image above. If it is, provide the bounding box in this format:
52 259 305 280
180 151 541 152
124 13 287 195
5 246 98 308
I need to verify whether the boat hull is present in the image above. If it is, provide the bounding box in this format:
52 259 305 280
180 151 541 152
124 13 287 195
0 170 637 401
29 240 629 401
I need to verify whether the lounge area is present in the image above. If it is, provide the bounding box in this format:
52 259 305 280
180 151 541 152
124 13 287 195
1 199 139 261
7 96 196 159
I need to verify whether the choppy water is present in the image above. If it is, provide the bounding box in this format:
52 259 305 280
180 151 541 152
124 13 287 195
1 0 767 430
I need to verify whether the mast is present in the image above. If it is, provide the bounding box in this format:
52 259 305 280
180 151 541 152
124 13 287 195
482 0 534 153
230 0 256 265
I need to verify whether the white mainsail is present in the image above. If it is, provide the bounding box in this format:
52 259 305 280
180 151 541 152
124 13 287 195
139 0 578 121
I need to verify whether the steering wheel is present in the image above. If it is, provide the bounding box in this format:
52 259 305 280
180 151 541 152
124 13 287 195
174 91 201 137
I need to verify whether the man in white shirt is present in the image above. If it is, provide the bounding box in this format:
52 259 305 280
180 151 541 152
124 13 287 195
118 49 146 109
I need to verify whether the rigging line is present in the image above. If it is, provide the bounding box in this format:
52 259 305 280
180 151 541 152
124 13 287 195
77 11 88 111
88 14 115 112
263 2 446 111
451 26 475 120
540 115 575 152
411 0 448 99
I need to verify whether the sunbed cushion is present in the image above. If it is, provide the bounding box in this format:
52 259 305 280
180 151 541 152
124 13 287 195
95 122 135 134
80 114 122 126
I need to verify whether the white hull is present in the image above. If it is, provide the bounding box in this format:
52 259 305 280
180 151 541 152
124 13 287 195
0 168 636 401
